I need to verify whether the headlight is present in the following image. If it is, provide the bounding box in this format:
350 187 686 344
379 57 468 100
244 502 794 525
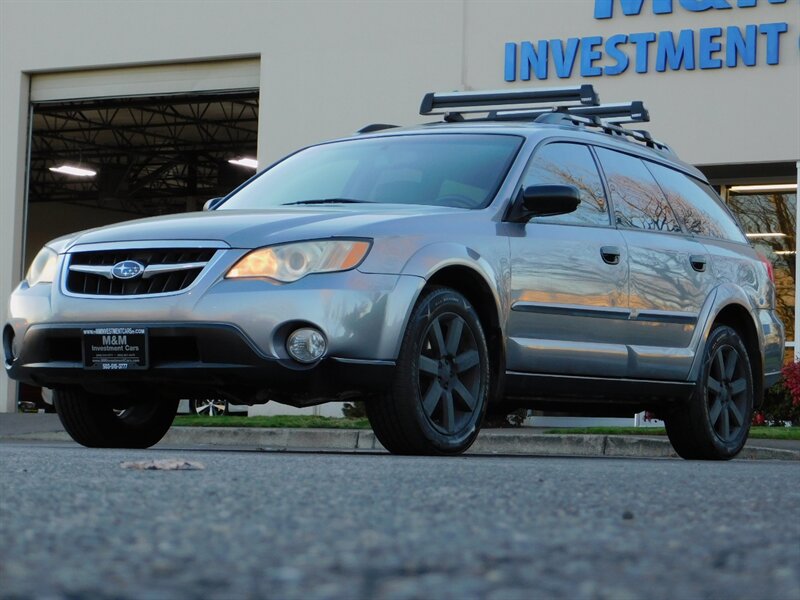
25 246 59 286
226 240 371 282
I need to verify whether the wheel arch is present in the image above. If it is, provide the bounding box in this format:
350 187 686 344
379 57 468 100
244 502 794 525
710 303 764 405
410 259 507 405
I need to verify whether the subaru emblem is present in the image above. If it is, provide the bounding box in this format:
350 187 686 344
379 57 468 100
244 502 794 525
111 260 144 280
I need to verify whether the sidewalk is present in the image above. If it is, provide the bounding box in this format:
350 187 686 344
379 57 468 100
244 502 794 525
1 413 798 460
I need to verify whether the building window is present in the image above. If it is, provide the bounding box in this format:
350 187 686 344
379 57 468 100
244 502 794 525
725 185 796 362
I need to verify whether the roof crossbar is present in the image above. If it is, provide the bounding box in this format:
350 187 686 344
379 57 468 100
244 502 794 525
419 85 599 116
489 101 649 125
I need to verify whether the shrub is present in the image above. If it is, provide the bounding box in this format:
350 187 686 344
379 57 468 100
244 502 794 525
753 362 800 426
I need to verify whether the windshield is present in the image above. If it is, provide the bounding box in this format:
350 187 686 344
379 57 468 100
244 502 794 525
220 133 523 210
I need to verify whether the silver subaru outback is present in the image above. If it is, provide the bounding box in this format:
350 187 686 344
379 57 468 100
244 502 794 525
4 86 784 459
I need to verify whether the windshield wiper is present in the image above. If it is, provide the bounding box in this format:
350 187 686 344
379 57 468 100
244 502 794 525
282 198 376 206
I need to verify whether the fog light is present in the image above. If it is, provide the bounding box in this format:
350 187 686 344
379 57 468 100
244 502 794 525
286 328 327 363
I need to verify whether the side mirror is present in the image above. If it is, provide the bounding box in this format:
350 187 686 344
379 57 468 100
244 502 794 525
203 197 224 211
508 184 581 222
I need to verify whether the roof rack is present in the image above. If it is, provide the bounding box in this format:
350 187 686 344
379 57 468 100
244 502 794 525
417 85 671 154
489 101 649 125
534 111 672 152
419 85 599 117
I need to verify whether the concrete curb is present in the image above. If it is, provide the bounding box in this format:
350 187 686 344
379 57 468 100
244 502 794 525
4 427 799 461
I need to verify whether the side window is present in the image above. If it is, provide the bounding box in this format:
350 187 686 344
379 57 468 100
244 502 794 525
522 142 610 227
595 147 682 233
646 162 747 243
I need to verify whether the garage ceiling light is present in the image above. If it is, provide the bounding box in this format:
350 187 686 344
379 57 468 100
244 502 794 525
49 165 96 177
729 183 797 193
775 250 796 255
746 233 787 239
228 157 258 169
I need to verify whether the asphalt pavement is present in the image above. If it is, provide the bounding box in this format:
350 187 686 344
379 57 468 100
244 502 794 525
1 442 799 599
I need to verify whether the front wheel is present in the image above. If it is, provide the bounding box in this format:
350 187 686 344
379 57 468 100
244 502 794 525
664 325 754 460
366 287 490 455
54 389 178 449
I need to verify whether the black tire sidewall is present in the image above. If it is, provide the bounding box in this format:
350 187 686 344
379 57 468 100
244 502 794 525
395 288 490 453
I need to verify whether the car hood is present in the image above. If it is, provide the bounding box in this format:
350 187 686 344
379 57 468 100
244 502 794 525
62 205 470 250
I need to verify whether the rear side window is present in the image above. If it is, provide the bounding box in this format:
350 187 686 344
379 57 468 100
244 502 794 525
522 142 610 226
595 147 682 233
646 162 747 243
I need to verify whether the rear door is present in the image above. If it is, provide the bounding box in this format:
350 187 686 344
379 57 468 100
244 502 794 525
507 141 630 377
594 147 714 380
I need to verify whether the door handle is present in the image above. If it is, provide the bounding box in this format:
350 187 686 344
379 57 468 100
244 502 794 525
690 255 707 272
600 246 621 265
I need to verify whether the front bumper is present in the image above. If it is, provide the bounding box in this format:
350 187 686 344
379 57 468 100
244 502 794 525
5 265 425 404
5 322 394 405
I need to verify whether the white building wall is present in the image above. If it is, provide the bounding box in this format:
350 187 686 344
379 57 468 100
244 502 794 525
1 0 798 412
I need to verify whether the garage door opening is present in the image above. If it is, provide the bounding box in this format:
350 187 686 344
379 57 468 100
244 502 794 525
24 90 259 269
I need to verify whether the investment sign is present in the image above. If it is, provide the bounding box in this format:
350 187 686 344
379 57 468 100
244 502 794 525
504 0 795 80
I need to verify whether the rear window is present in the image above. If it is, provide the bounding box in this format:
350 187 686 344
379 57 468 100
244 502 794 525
221 134 524 210
645 162 747 243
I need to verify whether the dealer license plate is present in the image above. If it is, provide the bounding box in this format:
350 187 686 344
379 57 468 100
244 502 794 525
82 327 148 370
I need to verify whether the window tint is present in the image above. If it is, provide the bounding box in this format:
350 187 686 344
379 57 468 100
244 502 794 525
595 147 682 233
646 162 747 243
522 143 609 226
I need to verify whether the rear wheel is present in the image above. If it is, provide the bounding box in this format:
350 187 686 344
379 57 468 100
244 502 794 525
54 389 178 449
366 287 490 455
664 325 754 460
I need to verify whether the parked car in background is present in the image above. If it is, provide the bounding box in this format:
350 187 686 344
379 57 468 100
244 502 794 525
4 85 783 458
178 398 248 416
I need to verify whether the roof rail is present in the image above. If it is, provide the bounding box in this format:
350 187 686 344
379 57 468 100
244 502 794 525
489 101 649 125
357 123 399 134
534 112 672 153
419 85 599 117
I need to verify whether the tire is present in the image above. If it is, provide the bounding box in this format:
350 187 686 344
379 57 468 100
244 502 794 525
366 287 490 455
54 389 178 449
189 398 228 416
664 325 754 460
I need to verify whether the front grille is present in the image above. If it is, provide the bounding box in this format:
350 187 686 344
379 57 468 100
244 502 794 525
66 248 217 296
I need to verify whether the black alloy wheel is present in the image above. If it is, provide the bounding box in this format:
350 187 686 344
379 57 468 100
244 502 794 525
705 343 749 443
366 287 490 455
418 312 482 436
665 325 754 460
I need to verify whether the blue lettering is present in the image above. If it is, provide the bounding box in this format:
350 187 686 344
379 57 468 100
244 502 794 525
656 29 696 71
679 0 731 11
521 40 549 80
737 0 787 7
604 34 630 75
629 31 657 72
504 42 517 81
699 27 723 68
759 22 787 64
551 38 581 78
594 0 674 18
726 25 757 66
581 36 604 76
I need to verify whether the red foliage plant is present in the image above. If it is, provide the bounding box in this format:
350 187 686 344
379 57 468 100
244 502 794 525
781 361 800 408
